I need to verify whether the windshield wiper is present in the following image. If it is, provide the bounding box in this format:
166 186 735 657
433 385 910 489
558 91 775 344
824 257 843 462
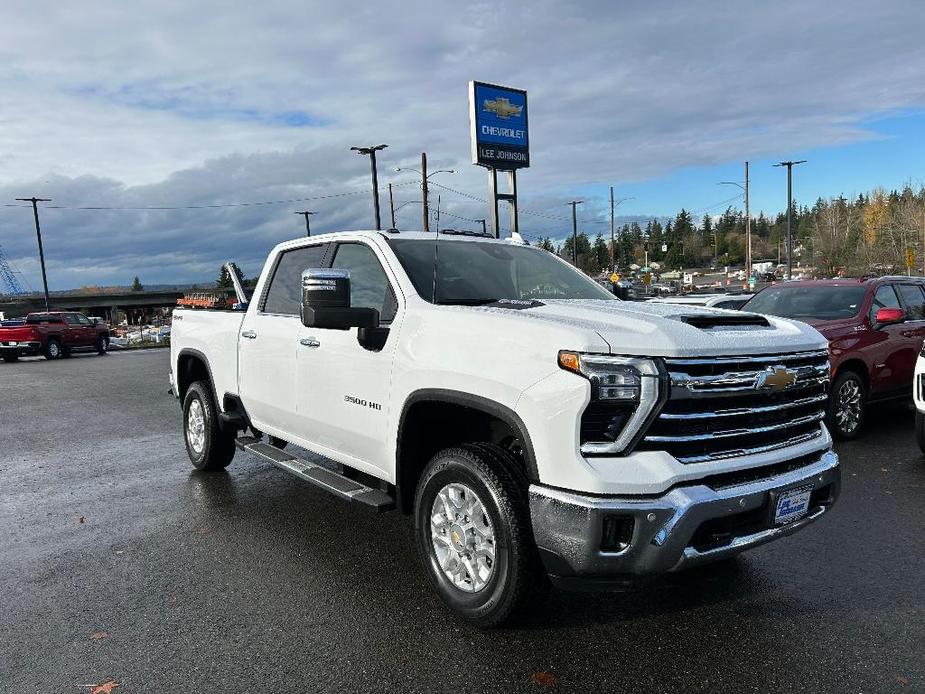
434 298 499 306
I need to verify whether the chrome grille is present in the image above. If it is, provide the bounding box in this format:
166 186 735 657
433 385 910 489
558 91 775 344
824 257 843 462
638 350 829 463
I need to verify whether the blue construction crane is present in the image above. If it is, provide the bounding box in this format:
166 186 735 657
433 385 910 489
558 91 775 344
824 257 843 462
0 244 25 296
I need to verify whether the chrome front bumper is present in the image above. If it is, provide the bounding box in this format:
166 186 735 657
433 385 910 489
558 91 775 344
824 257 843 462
529 450 840 589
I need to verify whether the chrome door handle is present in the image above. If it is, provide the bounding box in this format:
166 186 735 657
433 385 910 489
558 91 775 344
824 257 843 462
299 337 320 348
241 330 257 339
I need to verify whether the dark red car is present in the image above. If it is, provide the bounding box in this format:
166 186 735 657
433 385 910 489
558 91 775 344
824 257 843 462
743 277 925 439
0 311 110 362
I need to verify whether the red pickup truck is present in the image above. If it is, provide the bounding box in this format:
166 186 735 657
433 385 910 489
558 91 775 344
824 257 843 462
0 312 110 362
743 277 925 439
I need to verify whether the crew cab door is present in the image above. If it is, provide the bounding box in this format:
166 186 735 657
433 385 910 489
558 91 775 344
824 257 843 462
295 240 401 478
894 283 925 391
62 313 86 348
867 284 909 394
238 243 329 436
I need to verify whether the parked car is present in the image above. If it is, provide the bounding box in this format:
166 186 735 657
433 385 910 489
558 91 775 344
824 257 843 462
0 311 110 362
649 293 751 310
743 277 925 439
170 230 839 627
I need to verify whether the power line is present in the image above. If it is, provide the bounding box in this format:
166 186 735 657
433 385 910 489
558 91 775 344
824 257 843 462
0 182 420 211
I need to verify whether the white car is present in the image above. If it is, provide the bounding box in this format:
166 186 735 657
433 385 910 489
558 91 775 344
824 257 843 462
170 230 839 627
649 294 752 310
913 351 925 452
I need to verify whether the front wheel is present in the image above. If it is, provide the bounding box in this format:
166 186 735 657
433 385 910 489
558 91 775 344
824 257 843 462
827 370 866 440
96 335 109 355
2 352 18 363
414 443 548 628
183 381 236 471
916 411 925 454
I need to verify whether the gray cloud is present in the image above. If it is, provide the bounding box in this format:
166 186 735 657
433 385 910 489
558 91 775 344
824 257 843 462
1 0 923 288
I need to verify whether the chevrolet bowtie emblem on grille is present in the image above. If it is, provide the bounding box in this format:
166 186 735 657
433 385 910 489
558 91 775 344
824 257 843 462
755 366 797 391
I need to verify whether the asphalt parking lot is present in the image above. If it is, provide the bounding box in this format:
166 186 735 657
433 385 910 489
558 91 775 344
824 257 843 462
1 349 923 693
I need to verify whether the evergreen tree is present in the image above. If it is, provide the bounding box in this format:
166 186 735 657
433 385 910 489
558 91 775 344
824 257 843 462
131 276 143 292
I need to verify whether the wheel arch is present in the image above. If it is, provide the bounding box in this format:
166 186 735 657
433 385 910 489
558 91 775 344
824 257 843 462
833 358 869 395
176 348 218 404
395 389 538 515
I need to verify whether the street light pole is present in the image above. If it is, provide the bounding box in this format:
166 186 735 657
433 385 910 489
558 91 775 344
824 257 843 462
351 144 388 230
744 161 751 282
294 210 315 237
15 196 52 311
774 159 807 279
568 200 583 266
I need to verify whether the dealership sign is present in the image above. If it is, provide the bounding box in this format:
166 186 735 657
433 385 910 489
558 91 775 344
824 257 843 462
469 81 529 169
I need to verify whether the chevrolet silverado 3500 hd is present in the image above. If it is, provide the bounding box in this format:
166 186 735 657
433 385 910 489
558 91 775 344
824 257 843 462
170 230 840 626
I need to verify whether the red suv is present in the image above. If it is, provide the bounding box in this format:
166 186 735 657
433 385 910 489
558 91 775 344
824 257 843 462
743 277 925 439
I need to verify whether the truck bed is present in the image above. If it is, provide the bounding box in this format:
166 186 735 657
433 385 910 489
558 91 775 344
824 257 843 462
171 308 246 407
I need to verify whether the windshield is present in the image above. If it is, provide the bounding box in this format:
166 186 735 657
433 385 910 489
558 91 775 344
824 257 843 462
387 239 616 304
743 285 867 321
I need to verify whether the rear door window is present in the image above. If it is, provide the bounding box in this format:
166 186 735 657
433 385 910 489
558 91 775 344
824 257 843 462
869 285 901 323
262 244 328 315
896 284 925 320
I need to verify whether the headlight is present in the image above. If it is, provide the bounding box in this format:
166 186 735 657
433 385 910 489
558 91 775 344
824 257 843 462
559 352 664 455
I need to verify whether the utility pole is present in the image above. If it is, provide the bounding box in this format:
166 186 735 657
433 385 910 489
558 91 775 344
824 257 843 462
568 200 584 266
421 152 429 232
610 187 616 272
350 144 388 230
744 161 751 282
388 184 396 229
294 210 315 237
15 197 52 311
475 219 487 235
774 159 807 279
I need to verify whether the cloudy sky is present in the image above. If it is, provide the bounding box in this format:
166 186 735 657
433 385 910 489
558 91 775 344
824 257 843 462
1 0 924 289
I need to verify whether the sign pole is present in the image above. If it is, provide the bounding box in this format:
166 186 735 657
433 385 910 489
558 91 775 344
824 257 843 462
488 168 501 238
506 170 519 237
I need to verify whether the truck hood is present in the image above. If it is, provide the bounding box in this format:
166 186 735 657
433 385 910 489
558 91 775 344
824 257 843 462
476 299 827 357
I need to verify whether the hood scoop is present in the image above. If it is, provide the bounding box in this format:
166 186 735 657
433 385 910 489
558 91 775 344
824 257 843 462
672 312 770 330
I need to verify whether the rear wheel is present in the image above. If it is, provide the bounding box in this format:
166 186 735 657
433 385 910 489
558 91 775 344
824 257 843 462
827 370 865 440
43 339 62 360
183 381 236 471
414 443 548 628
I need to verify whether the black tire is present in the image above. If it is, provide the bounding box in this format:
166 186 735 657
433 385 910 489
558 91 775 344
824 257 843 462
2 353 18 363
43 339 62 360
916 411 925 454
826 370 866 440
414 443 548 628
96 334 109 355
182 381 236 471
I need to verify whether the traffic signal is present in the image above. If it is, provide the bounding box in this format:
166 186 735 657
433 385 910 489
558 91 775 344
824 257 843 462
643 241 649 252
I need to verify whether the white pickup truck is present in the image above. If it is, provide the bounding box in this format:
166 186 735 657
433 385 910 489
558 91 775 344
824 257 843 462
170 229 840 626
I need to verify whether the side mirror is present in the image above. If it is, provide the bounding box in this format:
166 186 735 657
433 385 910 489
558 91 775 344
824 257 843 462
300 268 379 330
874 307 905 325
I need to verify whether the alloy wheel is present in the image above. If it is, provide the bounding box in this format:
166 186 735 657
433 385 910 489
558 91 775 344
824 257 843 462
430 483 496 593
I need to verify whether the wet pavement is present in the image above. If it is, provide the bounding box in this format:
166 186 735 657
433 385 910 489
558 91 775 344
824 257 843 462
1 349 923 693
